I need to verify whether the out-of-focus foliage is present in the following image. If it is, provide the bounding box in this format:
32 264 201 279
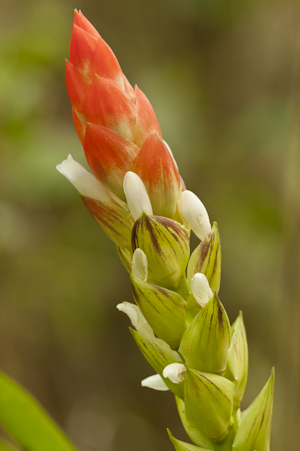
0 0 299 450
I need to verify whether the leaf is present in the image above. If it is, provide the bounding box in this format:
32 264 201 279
0 371 79 451
0 439 20 451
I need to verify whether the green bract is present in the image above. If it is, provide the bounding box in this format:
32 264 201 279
130 329 184 398
131 276 187 349
82 197 134 247
175 397 214 450
179 295 231 373
232 369 275 451
131 214 190 289
184 368 235 440
227 312 248 404
187 222 221 294
117 245 132 273
168 429 211 451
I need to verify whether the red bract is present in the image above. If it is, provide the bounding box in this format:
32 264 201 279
66 10 182 219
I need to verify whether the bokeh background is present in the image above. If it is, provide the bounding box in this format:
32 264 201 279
0 0 299 449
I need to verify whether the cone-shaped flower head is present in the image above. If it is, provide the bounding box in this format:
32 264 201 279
64 11 183 224
178 190 211 241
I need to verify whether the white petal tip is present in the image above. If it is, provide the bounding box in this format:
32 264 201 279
123 171 153 221
178 190 211 240
141 374 169 391
191 273 213 307
163 363 186 384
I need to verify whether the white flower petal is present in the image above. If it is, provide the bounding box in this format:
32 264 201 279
56 155 112 203
141 374 169 391
116 302 154 342
178 190 211 240
163 363 186 384
191 273 214 307
132 248 148 282
123 171 153 221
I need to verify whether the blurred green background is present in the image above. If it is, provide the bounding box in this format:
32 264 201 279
0 0 299 449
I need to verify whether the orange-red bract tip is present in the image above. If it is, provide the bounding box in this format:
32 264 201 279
70 24 97 79
131 133 181 217
73 10 100 39
84 123 139 200
65 60 90 112
72 108 87 145
135 86 161 147
82 75 136 141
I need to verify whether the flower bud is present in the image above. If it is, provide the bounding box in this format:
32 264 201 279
179 295 231 373
163 363 186 384
227 312 248 404
132 214 190 289
123 171 153 221
141 374 169 391
191 273 213 308
187 222 221 294
184 368 235 440
116 302 154 342
232 368 275 451
132 248 148 282
178 190 211 241
131 277 187 349
167 430 210 451
56 154 112 202
130 329 183 398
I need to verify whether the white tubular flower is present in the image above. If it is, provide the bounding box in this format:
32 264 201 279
123 171 153 221
178 190 211 241
56 155 112 203
163 363 186 384
141 374 169 391
191 273 214 307
132 248 148 282
116 302 154 342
